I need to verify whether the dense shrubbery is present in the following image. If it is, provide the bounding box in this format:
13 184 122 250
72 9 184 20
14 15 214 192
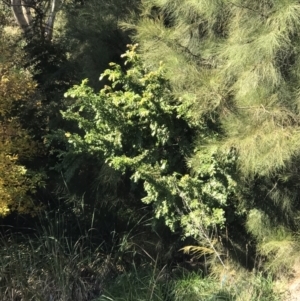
1 0 300 300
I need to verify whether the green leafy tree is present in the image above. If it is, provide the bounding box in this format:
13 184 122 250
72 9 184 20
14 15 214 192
0 29 44 216
59 45 236 242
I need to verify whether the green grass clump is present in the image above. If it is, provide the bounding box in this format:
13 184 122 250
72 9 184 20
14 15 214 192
98 264 172 301
99 267 284 301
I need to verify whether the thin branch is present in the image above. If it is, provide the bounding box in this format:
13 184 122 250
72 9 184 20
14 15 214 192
155 35 214 68
263 181 278 201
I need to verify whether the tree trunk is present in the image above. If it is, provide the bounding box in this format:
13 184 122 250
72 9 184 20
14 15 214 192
11 0 29 28
9 0 59 41
22 0 32 25
45 0 57 40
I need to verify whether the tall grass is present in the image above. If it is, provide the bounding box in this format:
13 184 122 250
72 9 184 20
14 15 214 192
0 213 116 301
0 211 288 301
98 266 284 301
98 264 172 301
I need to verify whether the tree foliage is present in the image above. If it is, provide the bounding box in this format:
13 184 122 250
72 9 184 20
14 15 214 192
128 0 300 176
0 29 43 216
59 45 237 241
3 0 300 296
122 0 300 272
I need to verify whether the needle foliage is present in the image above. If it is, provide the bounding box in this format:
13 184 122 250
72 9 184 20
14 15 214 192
121 0 300 273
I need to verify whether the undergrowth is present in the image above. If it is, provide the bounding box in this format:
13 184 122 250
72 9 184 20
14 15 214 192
0 213 116 301
98 267 284 301
0 212 288 301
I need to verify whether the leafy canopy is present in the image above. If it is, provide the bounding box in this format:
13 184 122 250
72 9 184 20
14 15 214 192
0 31 44 216
60 45 236 238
